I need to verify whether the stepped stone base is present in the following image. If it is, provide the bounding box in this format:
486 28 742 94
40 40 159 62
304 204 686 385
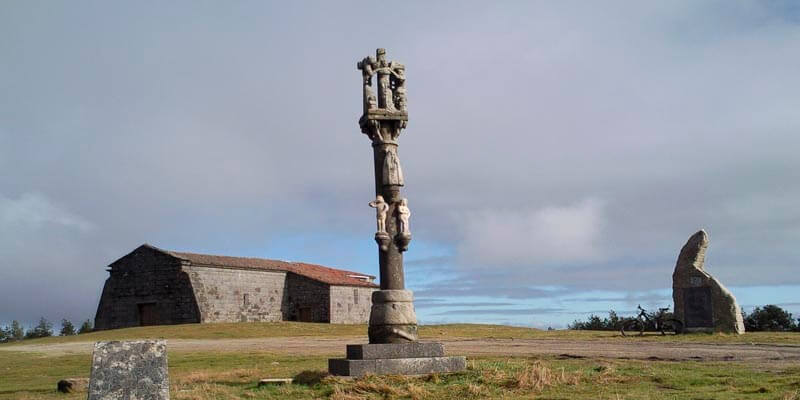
329 356 466 377
347 342 444 359
329 342 466 377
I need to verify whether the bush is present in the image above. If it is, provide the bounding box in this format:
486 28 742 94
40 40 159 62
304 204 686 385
25 317 53 339
0 326 8 343
569 310 623 330
60 319 76 336
744 305 797 332
78 319 93 334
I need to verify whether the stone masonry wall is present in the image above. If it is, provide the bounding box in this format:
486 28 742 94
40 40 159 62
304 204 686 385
185 265 287 323
329 285 376 324
284 273 330 322
94 246 200 330
95 245 376 329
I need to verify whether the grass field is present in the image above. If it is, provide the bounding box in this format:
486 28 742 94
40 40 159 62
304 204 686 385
2 322 800 399
4 322 800 346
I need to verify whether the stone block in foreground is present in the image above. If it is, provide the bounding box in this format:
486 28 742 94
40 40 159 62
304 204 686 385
346 342 444 359
329 355 466 377
88 340 169 400
330 342 465 377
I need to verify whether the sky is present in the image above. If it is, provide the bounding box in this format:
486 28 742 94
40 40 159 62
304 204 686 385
1 1 799 329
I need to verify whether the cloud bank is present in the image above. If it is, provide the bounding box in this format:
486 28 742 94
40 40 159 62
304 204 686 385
1 1 799 326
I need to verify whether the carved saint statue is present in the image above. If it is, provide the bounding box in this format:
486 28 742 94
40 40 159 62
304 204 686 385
392 64 407 112
358 56 377 112
369 195 390 234
397 198 411 235
382 147 404 186
374 49 396 111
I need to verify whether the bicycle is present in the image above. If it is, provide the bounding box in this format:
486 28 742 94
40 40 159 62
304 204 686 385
620 305 683 336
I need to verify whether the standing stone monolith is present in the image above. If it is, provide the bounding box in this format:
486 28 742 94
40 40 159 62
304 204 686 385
672 230 745 334
328 48 465 376
88 340 170 400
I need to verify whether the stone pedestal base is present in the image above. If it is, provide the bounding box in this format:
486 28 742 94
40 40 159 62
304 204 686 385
369 290 419 343
329 343 466 377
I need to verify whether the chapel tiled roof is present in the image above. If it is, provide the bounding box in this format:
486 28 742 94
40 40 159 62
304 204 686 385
161 248 378 288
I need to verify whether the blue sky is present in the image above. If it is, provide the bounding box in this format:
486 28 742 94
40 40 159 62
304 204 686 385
1 1 799 329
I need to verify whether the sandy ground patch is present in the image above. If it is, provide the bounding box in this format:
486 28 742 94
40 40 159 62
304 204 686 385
3 336 799 362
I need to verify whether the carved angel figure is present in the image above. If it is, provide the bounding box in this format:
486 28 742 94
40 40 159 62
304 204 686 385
397 198 411 235
369 195 390 234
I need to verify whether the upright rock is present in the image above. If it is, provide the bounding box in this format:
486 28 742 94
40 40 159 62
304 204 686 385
672 230 745 334
88 340 170 400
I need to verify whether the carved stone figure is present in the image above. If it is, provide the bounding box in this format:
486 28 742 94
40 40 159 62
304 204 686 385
358 56 377 112
369 195 389 233
359 56 375 85
368 119 383 143
357 48 406 116
366 90 377 110
392 64 407 112
374 49 395 111
397 198 410 235
382 147 404 186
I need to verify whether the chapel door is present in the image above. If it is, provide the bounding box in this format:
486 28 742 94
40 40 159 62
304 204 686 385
138 303 159 326
299 307 313 322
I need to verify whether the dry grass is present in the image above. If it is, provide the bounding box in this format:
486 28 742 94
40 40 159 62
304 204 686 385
326 374 438 399
503 361 580 391
784 390 800 400
405 382 431 399
178 368 261 385
5 347 800 399
174 383 241 400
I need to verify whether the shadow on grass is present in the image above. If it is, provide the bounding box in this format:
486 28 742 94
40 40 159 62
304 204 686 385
293 370 328 386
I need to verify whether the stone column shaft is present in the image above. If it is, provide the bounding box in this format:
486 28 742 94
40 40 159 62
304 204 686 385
373 140 405 290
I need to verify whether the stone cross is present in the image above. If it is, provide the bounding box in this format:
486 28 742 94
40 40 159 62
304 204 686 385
328 49 465 376
357 48 417 343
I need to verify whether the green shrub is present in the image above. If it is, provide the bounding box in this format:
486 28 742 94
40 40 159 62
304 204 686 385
744 305 797 332
24 317 53 339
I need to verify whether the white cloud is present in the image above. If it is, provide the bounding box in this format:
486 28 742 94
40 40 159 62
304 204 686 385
0 193 94 232
456 198 605 267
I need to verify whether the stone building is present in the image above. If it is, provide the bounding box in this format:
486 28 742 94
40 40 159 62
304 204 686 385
94 244 378 330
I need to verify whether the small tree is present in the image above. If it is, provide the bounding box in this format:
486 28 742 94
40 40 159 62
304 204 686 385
25 317 53 339
60 319 76 336
744 305 797 332
78 319 93 334
0 325 9 343
607 310 623 330
10 320 25 341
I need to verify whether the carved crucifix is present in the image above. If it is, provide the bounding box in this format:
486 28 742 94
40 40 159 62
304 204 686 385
357 48 417 344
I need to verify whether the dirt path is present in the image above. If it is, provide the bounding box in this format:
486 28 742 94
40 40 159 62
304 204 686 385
4 337 799 362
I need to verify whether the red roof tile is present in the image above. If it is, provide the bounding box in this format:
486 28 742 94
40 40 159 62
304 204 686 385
161 248 377 288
